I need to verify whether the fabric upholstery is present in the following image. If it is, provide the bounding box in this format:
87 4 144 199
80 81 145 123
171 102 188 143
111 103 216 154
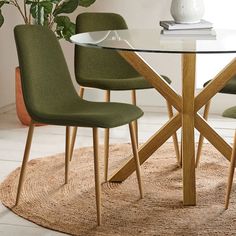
204 76 236 119
14 25 143 128
222 106 236 119
204 75 236 94
74 12 171 90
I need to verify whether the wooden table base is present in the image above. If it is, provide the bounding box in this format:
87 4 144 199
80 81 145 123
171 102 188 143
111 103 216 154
109 51 235 206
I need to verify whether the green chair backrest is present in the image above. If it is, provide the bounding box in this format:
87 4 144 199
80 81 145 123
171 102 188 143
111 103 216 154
75 12 140 83
14 25 79 120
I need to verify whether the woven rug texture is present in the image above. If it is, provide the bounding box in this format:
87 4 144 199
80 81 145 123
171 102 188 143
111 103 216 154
0 143 235 236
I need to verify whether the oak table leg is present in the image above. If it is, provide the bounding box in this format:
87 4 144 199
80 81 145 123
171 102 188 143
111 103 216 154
182 54 196 205
111 50 235 206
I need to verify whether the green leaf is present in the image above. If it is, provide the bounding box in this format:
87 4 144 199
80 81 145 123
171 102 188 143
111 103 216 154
0 9 4 27
0 0 10 8
50 0 61 3
62 22 75 40
40 1 53 15
54 15 75 41
30 2 45 25
53 0 78 16
78 0 96 7
54 15 70 26
30 1 52 25
30 2 38 19
25 0 34 4
0 1 5 8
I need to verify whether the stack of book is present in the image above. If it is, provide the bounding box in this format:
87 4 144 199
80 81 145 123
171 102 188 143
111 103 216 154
159 20 216 39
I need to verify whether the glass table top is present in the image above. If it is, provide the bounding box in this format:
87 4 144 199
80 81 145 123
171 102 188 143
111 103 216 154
70 29 236 54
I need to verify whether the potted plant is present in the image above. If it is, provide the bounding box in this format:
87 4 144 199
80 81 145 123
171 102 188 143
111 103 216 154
0 0 96 125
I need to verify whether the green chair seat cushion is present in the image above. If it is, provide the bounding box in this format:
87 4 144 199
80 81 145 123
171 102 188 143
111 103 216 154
31 98 143 128
78 75 171 91
204 75 236 94
222 106 236 119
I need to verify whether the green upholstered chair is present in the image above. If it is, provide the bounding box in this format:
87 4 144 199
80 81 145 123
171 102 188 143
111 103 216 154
14 24 144 226
223 106 236 119
70 12 180 181
195 76 236 167
225 130 236 209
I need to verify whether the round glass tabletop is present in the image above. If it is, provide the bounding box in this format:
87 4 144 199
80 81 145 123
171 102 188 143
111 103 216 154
70 29 236 54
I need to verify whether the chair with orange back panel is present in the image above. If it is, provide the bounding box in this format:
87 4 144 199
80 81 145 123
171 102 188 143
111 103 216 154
14 24 144 226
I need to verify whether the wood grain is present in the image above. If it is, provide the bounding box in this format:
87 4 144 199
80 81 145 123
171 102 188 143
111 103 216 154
182 54 196 206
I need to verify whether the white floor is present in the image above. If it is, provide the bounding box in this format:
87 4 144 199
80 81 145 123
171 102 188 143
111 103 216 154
0 107 235 236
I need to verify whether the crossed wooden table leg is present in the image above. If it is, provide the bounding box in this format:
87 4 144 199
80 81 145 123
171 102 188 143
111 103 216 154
109 51 235 206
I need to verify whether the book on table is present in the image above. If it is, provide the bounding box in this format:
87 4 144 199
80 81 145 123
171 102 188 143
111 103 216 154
161 28 216 36
160 19 213 30
159 33 216 40
159 19 216 39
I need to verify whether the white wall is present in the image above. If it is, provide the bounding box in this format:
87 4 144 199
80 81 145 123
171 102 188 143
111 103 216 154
0 0 235 113
0 7 22 108
196 0 236 113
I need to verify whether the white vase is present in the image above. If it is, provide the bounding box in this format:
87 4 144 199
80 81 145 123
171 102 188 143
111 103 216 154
170 0 205 24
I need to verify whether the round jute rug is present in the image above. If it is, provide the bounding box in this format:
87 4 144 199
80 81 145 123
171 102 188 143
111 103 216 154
0 143 235 236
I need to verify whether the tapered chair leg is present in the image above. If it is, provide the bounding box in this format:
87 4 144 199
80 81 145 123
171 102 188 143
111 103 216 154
129 121 143 199
225 131 236 209
65 126 71 184
79 86 85 98
104 90 110 182
69 127 77 161
93 128 101 226
131 90 138 147
195 101 211 167
15 121 35 205
69 86 85 161
166 102 181 165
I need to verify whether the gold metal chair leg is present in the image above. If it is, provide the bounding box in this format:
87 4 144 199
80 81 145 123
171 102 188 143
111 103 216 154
69 86 85 161
131 90 138 147
79 86 85 98
129 121 143 199
225 131 236 209
69 127 77 161
65 126 71 184
166 102 181 165
15 121 35 205
104 90 110 182
195 101 211 167
93 128 101 226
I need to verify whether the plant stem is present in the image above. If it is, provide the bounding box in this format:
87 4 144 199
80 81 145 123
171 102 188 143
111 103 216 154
29 11 31 24
48 13 53 29
49 0 64 28
37 0 40 25
23 0 28 24
11 0 27 23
